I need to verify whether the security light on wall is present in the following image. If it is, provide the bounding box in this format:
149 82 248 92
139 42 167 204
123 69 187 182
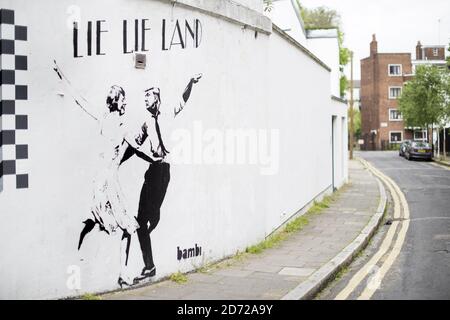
135 53 147 69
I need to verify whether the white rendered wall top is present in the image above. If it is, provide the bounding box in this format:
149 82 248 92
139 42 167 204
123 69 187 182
233 0 264 12
306 30 341 98
160 0 271 33
266 0 307 45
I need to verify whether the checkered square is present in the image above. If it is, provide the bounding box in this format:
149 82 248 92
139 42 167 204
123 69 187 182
1 8 28 191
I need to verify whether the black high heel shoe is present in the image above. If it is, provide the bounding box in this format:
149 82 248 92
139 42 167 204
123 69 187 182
118 277 133 288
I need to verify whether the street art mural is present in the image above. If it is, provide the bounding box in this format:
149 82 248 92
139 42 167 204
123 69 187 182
54 30 202 286
53 12 202 287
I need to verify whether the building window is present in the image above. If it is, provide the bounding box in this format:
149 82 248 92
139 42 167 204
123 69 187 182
433 48 438 56
414 130 428 141
390 131 403 143
388 64 402 76
389 109 403 121
389 87 402 99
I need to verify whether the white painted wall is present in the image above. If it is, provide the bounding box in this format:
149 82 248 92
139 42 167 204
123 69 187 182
267 3 341 98
0 0 347 299
331 98 349 189
306 29 341 98
236 0 264 12
264 29 335 234
267 0 307 45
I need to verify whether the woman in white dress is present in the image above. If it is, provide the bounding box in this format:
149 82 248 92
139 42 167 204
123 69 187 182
54 62 160 287
90 86 139 236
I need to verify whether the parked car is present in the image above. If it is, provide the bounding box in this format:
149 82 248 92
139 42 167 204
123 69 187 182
404 141 433 161
399 140 412 157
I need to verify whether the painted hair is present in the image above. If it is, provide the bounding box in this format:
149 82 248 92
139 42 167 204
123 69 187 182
144 87 161 115
106 85 126 112
144 87 161 101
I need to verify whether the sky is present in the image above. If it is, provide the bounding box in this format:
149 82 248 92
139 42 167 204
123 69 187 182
300 0 450 79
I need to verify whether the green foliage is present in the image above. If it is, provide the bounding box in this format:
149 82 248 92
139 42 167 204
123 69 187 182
301 6 341 30
339 45 351 67
348 108 361 141
340 75 348 98
263 0 273 12
170 272 188 284
398 65 450 129
246 232 288 254
334 266 350 281
284 215 309 233
81 293 102 300
245 193 339 255
447 43 450 69
308 201 328 214
354 109 362 139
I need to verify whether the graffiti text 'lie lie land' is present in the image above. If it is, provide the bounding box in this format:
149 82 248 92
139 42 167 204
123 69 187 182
73 19 203 58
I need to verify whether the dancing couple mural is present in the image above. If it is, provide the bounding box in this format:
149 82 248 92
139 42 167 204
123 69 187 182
53 61 202 287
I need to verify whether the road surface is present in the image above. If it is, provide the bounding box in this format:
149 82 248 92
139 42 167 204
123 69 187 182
321 151 450 300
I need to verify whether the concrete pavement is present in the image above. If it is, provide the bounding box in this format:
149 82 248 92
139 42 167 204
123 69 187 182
102 160 384 300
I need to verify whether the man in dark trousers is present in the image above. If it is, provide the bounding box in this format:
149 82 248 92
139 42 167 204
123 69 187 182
133 74 202 283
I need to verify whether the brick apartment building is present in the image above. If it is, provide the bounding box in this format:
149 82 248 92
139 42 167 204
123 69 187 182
360 35 447 151
415 41 447 65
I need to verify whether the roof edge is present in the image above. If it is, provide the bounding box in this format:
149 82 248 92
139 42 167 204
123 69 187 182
272 24 331 72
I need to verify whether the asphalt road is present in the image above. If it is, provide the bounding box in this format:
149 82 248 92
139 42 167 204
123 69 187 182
357 151 450 299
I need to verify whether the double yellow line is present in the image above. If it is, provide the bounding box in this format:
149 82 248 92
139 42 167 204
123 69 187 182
335 158 410 300
430 162 450 171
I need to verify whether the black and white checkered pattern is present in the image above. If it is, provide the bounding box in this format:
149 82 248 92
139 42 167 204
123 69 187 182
0 8 29 191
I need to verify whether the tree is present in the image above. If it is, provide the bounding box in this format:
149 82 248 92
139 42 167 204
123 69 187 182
340 75 348 98
339 31 351 66
398 65 450 150
300 5 341 30
447 42 450 70
348 107 361 144
353 109 362 139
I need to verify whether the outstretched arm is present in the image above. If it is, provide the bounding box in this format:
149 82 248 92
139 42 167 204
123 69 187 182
174 73 203 118
53 60 100 122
